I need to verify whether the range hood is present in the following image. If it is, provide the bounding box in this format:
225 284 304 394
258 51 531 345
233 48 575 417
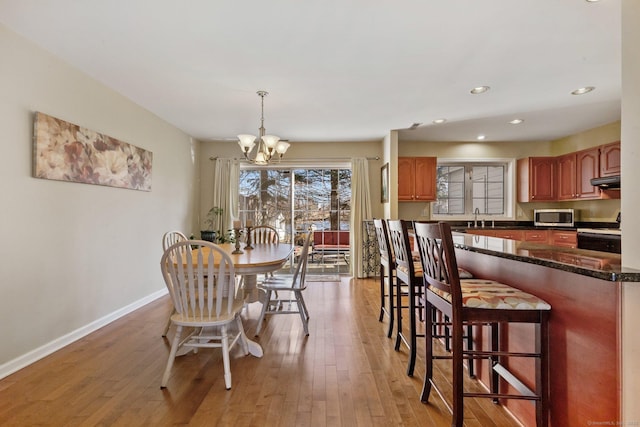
591 175 620 189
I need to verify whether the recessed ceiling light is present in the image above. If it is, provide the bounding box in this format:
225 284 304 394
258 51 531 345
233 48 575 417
476 135 486 141
432 118 447 124
470 86 490 94
585 0 600 3
571 86 595 95
509 119 524 125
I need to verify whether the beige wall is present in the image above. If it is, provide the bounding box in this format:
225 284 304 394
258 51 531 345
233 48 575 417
0 25 198 375
551 121 620 155
385 130 399 219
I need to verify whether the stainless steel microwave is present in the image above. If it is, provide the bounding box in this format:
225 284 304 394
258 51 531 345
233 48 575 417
534 209 575 227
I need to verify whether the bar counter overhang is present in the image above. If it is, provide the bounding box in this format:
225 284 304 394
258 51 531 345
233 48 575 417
450 232 640 426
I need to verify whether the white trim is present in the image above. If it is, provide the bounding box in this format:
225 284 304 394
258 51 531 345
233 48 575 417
0 288 168 380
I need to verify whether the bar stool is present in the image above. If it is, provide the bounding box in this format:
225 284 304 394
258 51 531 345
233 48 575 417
414 221 551 427
388 220 478 378
373 219 397 338
387 219 425 376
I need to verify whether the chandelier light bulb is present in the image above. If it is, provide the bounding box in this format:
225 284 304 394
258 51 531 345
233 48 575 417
275 141 290 155
237 134 257 150
254 150 268 165
261 135 280 149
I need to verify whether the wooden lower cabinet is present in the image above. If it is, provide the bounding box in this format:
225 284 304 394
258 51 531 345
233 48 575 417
465 228 577 248
555 253 610 270
465 229 496 237
465 229 525 240
524 230 549 242
494 230 524 240
549 230 577 248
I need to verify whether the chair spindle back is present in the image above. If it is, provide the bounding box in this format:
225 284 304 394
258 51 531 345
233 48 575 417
161 240 238 319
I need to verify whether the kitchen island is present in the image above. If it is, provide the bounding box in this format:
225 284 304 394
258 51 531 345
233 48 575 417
450 232 640 426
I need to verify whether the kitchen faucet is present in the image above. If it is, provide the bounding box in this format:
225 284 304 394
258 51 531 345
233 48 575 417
474 207 480 227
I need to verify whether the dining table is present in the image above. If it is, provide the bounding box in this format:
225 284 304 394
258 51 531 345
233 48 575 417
202 242 294 300
181 242 293 358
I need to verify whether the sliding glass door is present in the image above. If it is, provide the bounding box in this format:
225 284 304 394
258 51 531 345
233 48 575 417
239 166 351 275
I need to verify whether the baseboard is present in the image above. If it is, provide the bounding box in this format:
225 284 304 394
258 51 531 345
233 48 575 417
0 288 168 380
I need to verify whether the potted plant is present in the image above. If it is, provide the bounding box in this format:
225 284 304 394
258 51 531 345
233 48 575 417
201 206 223 242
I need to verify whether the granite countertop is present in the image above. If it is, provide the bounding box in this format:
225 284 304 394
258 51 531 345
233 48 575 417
448 220 620 232
451 232 640 282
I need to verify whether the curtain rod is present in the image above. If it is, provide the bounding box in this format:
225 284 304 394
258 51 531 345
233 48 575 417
209 156 379 161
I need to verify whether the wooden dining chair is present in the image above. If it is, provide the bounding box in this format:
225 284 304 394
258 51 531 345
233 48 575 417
162 230 189 251
234 225 281 294
160 240 249 390
161 231 189 337
255 228 313 336
414 222 551 427
250 225 280 244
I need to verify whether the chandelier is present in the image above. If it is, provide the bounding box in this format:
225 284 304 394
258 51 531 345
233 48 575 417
237 90 290 165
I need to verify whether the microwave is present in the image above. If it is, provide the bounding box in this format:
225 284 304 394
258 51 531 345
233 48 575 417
534 209 575 227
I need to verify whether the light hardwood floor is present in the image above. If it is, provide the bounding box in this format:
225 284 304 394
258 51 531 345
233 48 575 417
0 277 521 426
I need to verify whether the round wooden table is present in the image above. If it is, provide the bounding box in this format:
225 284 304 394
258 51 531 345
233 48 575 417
184 242 294 357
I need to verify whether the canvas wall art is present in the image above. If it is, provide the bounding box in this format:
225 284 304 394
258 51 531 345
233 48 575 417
33 112 152 191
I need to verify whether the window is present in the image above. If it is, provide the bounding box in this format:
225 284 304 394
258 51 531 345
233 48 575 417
239 169 292 239
433 162 508 216
239 166 352 275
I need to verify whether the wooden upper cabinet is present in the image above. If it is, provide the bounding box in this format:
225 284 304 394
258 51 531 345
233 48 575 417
398 157 437 201
517 157 555 202
556 153 577 200
414 157 437 200
557 148 601 200
397 157 414 201
600 141 621 177
576 147 600 199
518 142 617 203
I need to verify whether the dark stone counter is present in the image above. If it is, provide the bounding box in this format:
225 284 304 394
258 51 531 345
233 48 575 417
433 220 620 232
451 232 640 282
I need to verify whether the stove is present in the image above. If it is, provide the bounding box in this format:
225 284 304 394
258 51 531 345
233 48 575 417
576 228 621 253
576 228 621 236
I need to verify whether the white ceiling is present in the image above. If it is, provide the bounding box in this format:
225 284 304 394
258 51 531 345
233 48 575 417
0 0 621 143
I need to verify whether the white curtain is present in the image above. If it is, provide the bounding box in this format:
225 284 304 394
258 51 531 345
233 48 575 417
350 158 373 278
212 158 240 239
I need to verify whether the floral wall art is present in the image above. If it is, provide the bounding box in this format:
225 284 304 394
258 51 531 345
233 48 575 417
33 112 152 191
